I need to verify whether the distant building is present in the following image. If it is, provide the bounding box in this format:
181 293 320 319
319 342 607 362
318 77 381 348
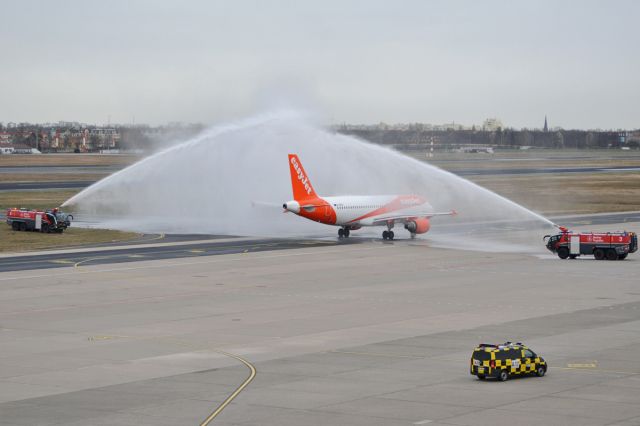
482 118 503 131
543 115 548 132
0 132 11 143
0 140 14 154
11 143 41 154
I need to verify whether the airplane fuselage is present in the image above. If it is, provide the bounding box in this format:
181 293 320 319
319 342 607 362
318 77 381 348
284 194 431 227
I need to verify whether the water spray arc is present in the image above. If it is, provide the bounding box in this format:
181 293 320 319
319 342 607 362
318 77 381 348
63 112 555 251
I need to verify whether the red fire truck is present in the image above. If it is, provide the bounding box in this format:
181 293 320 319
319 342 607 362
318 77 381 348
544 227 637 260
6 207 73 233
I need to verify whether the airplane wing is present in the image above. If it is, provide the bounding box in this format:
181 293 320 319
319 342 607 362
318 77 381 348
369 209 457 226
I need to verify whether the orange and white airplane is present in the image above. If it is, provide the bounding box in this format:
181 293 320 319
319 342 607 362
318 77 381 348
282 154 456 240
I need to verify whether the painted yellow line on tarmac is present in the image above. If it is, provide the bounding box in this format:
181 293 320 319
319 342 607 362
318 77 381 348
74 256 107 268
567 362 597 368
551 366 637 374
71 243 277 268
200 350 256 426
49 259 75 264
145 233 166 242
330 350 425 359
87 335 130 341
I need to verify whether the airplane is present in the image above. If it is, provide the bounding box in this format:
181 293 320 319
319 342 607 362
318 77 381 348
282 154 456 240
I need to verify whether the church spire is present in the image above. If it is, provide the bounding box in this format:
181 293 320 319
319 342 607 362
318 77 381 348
543 115 548 132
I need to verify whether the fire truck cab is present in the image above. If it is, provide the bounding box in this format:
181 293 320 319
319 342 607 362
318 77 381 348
545 227 637 260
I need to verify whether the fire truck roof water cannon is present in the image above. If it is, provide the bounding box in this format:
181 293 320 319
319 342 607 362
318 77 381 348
6 207 73 233
544 226 637 260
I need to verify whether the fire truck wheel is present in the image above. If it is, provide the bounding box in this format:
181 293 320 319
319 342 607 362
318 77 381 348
606 249 618 261
593 249 605 260
557 247 569 259
569 254 578 259
19 223 27 232
619 254 628 260
11 222 19 231
41 223 50 233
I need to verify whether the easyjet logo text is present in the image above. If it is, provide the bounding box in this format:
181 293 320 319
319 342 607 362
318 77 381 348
291 157 313 195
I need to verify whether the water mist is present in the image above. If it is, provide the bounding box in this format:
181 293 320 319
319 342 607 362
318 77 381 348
63 111 555 252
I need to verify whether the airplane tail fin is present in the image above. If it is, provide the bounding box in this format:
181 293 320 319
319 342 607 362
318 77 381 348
288 154 317 201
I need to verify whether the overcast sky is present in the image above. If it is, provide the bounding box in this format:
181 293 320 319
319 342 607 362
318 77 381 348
1 1 638 129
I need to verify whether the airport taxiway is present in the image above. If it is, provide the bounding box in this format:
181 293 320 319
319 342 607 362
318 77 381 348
0 218 639 425
2 165 640 191
1 211 637 274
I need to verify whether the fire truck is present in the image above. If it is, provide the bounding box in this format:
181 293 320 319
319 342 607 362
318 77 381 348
544 227 637 260
6 207 73 233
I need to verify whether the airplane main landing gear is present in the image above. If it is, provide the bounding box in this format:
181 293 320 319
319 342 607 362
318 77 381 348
383 221 395 240
338 228 350 238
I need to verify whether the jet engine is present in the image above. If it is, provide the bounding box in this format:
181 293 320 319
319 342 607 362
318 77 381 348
405 217 430 234
282 201 300 214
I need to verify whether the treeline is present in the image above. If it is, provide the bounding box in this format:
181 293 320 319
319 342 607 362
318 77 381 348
339 129 632 149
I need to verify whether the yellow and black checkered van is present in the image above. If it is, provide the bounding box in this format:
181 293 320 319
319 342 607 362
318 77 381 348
470 342 547 381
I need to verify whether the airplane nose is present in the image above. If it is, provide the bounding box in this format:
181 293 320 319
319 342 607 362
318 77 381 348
283 201 300 214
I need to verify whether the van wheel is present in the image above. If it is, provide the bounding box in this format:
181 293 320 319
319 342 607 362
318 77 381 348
536 366 546 377
499 370 509 382
606 249 618 261
477 375 486 380
557 247 569 259
594 248 605 260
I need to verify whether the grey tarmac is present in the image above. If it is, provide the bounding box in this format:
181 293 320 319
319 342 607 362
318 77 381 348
0 219 639 425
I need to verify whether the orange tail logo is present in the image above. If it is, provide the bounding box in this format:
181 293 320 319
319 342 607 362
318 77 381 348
288 154 317 201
